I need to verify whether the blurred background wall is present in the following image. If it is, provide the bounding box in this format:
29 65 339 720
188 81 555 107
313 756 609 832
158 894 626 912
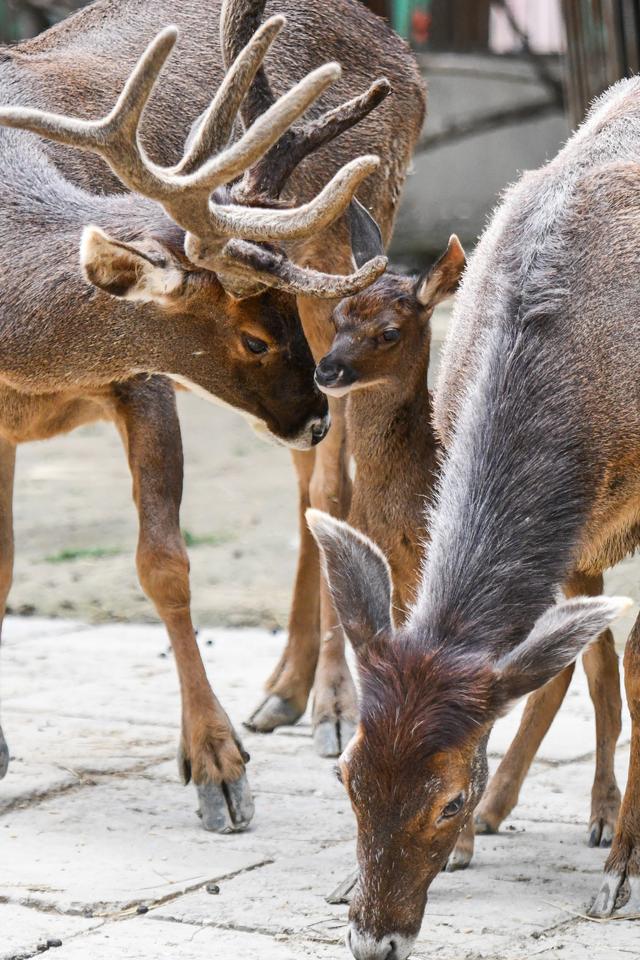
1 1 638 258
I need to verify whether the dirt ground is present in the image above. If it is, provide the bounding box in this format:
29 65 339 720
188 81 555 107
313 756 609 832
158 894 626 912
8 305 640 647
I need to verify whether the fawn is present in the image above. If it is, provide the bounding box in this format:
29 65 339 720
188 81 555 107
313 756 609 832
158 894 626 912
316 224 465 618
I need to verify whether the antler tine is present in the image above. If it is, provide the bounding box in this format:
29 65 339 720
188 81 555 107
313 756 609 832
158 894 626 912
220 239 388 299
220 0 275 127
177 62 341 195
244 78 392 200
0 27 179 201
208 155 381 242
0 27 177 154
177 14 285 175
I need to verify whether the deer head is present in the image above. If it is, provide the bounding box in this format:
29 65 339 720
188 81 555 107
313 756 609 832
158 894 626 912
0 6 391 448
316 217 465 399
307 509 630 960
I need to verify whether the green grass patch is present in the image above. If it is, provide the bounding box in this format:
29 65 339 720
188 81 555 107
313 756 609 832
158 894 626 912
182 529 232 548
45 546 122 564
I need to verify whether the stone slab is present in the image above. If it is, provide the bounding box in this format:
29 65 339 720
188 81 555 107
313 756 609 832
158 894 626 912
0 903 99 960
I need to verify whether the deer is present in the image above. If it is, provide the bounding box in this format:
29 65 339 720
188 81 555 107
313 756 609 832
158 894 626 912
316 225 623 883
0 0 426 765
316 230 464 619
0 0 425 835
308 76 640 959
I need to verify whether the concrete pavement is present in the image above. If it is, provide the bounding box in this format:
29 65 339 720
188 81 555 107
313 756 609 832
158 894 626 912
1 616 638 959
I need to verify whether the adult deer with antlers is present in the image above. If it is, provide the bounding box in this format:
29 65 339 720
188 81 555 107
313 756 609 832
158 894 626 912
0 0 424 832
310 77 640 958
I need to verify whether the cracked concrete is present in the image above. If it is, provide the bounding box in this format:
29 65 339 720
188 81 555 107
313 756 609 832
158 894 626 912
1 615 638 960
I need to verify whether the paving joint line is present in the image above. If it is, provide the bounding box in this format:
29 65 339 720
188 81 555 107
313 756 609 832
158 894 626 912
0 753 175 816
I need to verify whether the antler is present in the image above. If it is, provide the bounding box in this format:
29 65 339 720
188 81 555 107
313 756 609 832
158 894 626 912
0 20 387 298
221 0 391 202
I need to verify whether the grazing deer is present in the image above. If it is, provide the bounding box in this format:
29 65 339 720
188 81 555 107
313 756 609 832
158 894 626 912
308 77 640 958
0 0 419 833
317 228 622 877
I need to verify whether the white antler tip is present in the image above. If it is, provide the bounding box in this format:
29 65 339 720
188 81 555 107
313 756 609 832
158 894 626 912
263 13 286 31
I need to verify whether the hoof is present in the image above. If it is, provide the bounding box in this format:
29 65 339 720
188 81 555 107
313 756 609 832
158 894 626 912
244 694 302 733
197 772 255 833
588 818 615 849
313 718 356 758
0 728 8 780
474 814 498 835
445 846 473 872
590 873 640 919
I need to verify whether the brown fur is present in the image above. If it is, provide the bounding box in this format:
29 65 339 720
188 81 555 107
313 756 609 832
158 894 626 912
0 0 426 820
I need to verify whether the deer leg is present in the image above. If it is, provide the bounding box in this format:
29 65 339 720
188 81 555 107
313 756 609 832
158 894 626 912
474 665 574 836
115 378 253 833
246 448 321 731
310 396 358 757
583 629 622 849
590 609 640 918
0 437 15 780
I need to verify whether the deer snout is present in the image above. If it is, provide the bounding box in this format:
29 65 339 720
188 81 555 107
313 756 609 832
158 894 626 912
347 926 416 960
314 356 358 398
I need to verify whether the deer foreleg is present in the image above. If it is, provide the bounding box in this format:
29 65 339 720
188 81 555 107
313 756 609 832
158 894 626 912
590 609 640 918
309 396 358 757
246 448 321 731
115 377 253 833
474 665 574 835
0 436 15 780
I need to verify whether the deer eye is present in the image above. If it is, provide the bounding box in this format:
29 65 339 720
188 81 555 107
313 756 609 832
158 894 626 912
441 793 465 819
243 334 269 355
381 328 400 343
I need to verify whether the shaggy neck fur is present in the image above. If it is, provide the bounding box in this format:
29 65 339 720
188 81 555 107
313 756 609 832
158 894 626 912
410 317 594 656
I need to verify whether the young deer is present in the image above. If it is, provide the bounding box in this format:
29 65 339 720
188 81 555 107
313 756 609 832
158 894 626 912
0 0 405 834
308 77 640 958
316 231 465 618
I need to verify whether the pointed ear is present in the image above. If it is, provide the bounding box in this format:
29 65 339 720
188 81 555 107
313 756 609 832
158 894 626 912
415 234 466 308
306 508 393 650
349 198 385 270
495 596 632 701
80 226 186 304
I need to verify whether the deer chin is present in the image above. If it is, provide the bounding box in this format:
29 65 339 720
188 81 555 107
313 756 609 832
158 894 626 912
169 374 326 451
316 382 354 398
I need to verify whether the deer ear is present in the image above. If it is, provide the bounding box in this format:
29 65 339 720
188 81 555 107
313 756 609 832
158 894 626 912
306 508 392 650
80 226 185 304
349 199 385 270
415 234 466 308
495 596 632 702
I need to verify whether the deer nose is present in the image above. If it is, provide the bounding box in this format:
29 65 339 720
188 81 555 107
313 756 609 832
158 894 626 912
347 926 415 960
314 356 357 394
310 412 331 445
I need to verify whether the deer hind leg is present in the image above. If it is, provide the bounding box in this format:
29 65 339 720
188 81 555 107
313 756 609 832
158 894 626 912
246 448 321 732
474 665 574 837
582 610 622 849
0 437 15 780
590 608 640 918
115 377 253 833
310 396 358 757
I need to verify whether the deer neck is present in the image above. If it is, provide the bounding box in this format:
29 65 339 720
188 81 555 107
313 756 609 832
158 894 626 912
348 349 435 473
409 320 595 656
